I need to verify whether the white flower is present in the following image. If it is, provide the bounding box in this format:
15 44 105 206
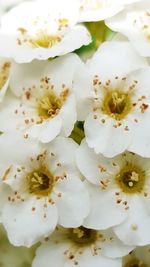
0 132 89 247
106 1 150 57
0 54 79 143
122 245 150 267
73 41 150 157
76 140 150 246
0 0 91 63
78 0 141 22
32 225 134 267
0 59 11 103
0 225 35 267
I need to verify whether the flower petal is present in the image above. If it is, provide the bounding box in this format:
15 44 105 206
114 195 150 246
2 196 58 247
56 174 90 227
83 181 127 230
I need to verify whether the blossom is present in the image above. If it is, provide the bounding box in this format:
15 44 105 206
0 0 91 63
78 0 141 22
0 225 35 267
0 132 89 246
32 225 134 267
106 1 150 57
0 53 80 143
122 245 150 267
76 140 150 246
73 41 150 157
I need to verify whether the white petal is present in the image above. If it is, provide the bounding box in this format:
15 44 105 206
64 248 122 267
46 136 78 175
10 53 83 97
79 0 124 22
27 116 62 143
0 91 21 132
83 181 128 230
0 184 11 222
127 68 150 156
32 241 68 267
84 113 133 157
0 131 41 166
76 139 115 185
114 195 150 246
99 228 134 258
56 174 90 227
88 41 147 82
106 2 150 57
0 25 91 63
2 196 58 247
60 94 77 137
73 60 93 121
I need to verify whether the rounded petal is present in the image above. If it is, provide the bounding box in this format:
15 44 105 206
88 41 147 82
73 60 93 121
114 195 150 246
32 241 68 267
106 2 150 57
10 53 83 96
99 228 134 258
56 174 90 227
0 131 41 167
2 196 58 247
64 248 122 267
84 113 133 157
76 139 115 185
46 136 79 175
60 94 77 137
83 181 128 230
27 116 62 143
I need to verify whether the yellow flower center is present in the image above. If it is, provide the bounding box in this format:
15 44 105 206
70 226 97 246
17 28 61 48
37 89 69 120
29 30 61 48
37 91 62 119
116 164 145 194
27 166 54 196
102 90 132 120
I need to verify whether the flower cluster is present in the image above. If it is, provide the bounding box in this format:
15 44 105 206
0 0 150 267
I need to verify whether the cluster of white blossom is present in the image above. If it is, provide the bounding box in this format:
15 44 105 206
0 0 150 267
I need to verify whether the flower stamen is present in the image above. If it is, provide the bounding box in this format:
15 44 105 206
37 92 62 119
70 226 97 246
116 164 145 194
29 30 61 48
102 90 132 120
27 166 54 196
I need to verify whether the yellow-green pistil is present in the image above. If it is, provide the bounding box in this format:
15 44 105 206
27 167 54 196
37 91 62 119
29 31 61 48
102 90 132 120
70 226 97 246
116 164 145 194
